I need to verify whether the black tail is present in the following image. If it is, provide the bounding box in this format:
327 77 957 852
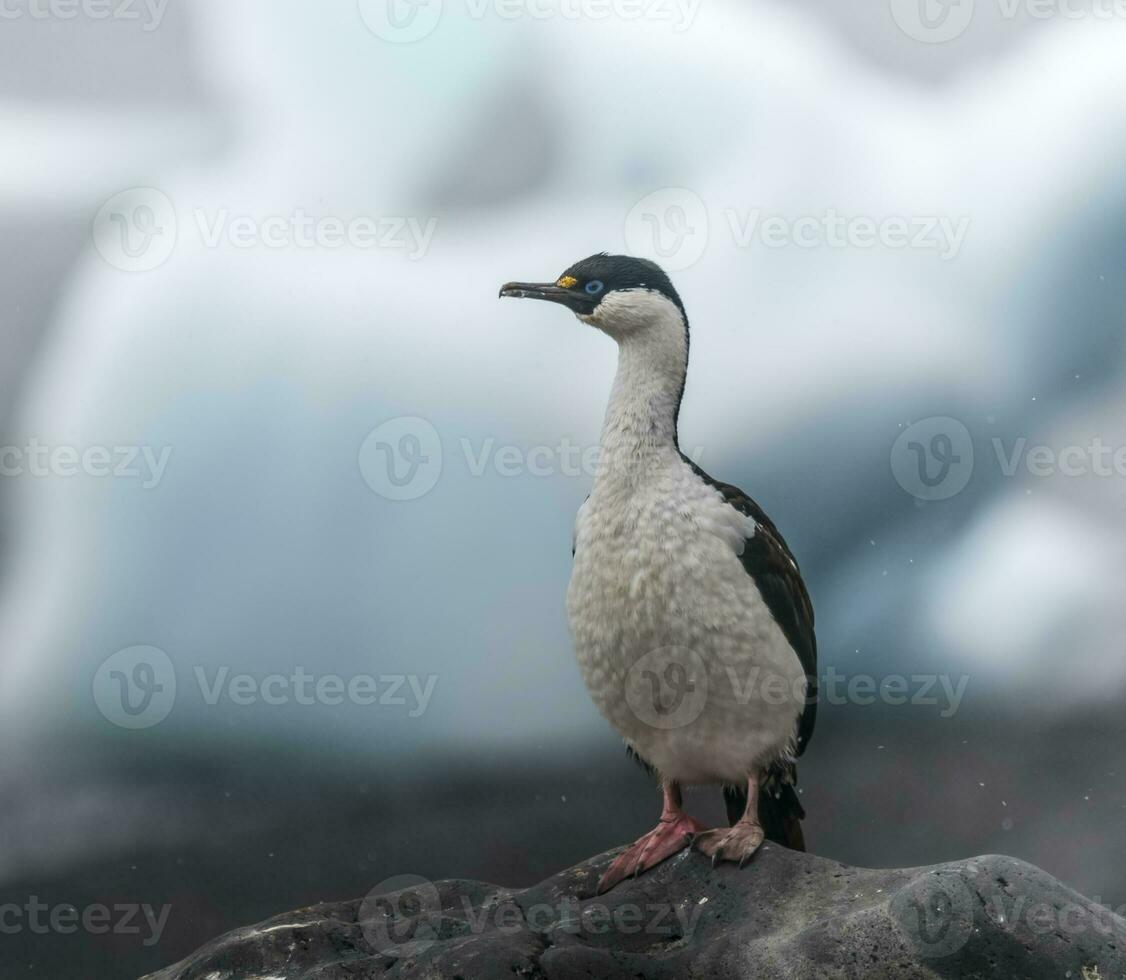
724 767 806 851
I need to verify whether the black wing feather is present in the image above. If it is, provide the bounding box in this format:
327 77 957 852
682 457 817 757
684 458 817 851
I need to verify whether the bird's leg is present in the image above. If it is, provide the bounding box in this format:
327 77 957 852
597 781 706 894
693 771 765 868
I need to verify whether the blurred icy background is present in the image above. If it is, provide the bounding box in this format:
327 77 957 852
2 0 1126 974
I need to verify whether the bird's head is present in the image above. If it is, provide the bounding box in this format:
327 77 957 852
500 253 686 341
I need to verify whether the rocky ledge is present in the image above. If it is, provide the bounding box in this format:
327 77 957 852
143 844 1125 979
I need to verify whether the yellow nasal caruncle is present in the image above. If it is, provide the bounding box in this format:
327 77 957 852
556 276 578 288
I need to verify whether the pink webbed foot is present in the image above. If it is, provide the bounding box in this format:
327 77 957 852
693 771 766 868
597 810 707 894
692 819 765 868
597 783 706 894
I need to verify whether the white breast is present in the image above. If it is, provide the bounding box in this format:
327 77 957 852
567 456 806 786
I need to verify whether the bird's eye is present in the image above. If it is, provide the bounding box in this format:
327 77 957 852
585 280 604 295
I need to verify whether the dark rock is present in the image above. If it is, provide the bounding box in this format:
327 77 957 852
142 845 1126 979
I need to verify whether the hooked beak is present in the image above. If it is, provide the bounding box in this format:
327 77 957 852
499 281 597 315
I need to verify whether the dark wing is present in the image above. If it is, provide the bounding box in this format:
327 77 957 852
685 460 818 848
682 457 818 758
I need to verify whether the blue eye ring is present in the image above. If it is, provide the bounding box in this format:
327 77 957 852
585 280 604 295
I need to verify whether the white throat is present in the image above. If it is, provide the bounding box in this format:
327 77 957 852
584 290 688 488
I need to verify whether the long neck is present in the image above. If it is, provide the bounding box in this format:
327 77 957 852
595 295 688 490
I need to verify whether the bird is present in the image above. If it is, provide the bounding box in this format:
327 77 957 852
500 253 817 895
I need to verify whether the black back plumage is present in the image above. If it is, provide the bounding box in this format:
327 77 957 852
684 459 817 851
683 458 818 758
